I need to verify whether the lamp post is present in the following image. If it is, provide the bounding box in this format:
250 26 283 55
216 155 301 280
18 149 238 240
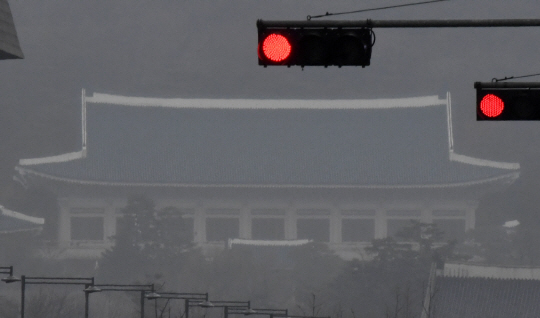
19 275 97 318
149 292 207 318
85 283 159 318
274 315 331 318
83 284 101 318
228 308 288 318
226 306 331 318
0 266 20 283
191 300 251 318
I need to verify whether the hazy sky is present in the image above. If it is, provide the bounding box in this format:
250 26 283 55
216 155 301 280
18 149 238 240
2 0 540 164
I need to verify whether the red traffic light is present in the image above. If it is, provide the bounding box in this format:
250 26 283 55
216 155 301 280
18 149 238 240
480 94 504 118
475 82 540 120
257 20 373 67
261 33 292 63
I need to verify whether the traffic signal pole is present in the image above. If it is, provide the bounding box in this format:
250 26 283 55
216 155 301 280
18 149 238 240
258 19 540 28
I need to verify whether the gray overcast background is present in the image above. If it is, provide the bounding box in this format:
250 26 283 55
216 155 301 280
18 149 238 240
2 0 540 176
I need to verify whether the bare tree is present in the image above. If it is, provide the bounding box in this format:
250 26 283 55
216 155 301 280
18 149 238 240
296 293 324 316
420 264 439 318
0 293 19 318
25 287 81 318
384 286 402 318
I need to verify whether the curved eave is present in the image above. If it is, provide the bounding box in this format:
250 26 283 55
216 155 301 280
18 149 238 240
0 227 42 235
16 166 520 190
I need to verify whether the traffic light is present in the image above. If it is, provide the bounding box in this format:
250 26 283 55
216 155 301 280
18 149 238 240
257 20 374 67
476 82 540 120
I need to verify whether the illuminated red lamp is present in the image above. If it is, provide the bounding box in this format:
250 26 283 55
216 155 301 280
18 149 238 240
480 94 504 118
261 33 291 63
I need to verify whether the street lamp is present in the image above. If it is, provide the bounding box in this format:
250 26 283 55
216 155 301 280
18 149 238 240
191 300 251 318
274 315 331 318
0 266 20 283
229 308 288 317
20 275 96 318
85 283 159 318
148 292 207 318
229 307 331 318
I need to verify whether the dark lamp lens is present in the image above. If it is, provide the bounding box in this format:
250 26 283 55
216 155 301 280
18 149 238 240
298 34 327 65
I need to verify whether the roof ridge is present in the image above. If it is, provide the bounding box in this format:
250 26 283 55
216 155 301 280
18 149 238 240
443 262 540 280
85 92 447 110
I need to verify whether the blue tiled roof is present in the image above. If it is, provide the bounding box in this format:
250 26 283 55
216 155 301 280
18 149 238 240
17 95 518 187
431 276 540 318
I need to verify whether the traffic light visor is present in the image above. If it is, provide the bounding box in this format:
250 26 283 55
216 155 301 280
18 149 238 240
480 94 505 118
260 33 291 63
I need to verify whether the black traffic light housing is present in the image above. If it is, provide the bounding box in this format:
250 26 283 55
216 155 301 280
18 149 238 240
257 20 374 67
476 82 540 121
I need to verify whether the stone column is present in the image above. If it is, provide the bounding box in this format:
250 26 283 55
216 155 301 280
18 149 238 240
194 203 206 243
465 204 476 231
285 203 297 240
239 204 251 239
421 203 433 224
58 198 71 248
375 206 386 239
103 199 116 242
329 207 341 244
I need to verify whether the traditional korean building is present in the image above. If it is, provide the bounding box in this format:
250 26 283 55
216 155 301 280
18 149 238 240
15 90 519 259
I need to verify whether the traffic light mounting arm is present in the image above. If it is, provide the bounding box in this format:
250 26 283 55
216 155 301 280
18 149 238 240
475 82 540 89
258 19 540 29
